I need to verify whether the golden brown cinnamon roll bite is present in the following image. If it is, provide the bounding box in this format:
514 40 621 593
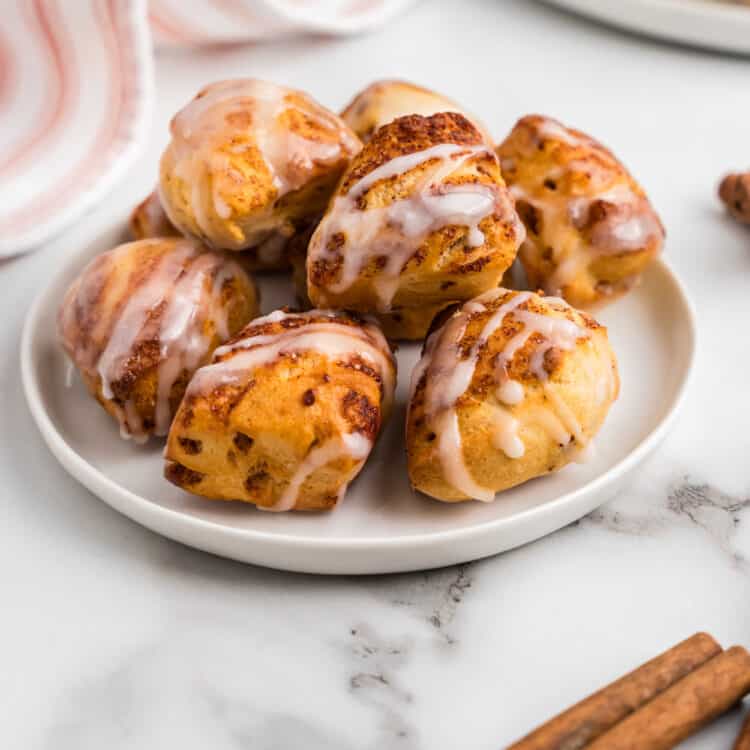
341 79 493 145
164 309 396 511
497 115 664 308
58 238 259 442
306 112 525 340
130 191 180 240
158 79 361 268
407 289 619 502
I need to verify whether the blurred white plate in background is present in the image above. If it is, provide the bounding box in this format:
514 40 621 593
543 0 750 54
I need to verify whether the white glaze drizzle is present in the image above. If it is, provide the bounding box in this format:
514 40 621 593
533 117 591 149
492 409 525 459
412 290 594 501
263 431 372 513
507 117 663 294
167 79 359 245
62 240 245 441
65 361 75 388
309 143 510 312
122 400 145 443
151 252 237 434
524 404 571 446
567 183 634 226
96 243 203 400
545 254 587 297
497 379 524 405
190 310 395 414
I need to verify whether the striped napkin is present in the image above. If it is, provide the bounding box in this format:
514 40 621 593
0 0 415 257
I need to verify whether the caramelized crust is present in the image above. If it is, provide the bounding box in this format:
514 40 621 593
307 112 524 340
497 115 664 308
339 112 481 191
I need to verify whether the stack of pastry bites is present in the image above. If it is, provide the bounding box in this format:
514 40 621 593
59 78 664 512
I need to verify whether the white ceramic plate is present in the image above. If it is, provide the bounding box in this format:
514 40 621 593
542 0 750 55
21 224 696 574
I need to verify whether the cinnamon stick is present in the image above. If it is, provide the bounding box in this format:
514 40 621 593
733 712 750 750
507 632 721 750
586 646 750 750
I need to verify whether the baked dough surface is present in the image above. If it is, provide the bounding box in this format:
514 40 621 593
159 79 361 264
407 288 619 501
497 115 664 308
307 112 524 339
341 79 493 145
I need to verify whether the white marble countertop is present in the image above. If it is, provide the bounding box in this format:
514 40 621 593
2 1 749 747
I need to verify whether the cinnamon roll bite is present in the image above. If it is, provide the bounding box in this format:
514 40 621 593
341 79 493 145
497 115 664 308
407 289 619 502
130 190 180 240
158 79 361 269
307 112 525 340
58 238 259 442
164 309 396 511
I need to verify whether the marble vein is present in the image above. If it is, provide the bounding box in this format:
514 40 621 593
584 474 750 569
370 564 475 645
347 624 416 748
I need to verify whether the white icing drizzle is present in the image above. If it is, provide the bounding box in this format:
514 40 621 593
122 400 146 444
434 410 495 502
61 240 246 441
506 117 663 295
492 409 525 459
590 209 663 252
546 254 587 297
542 382 585 447
151 252 237 433
309 143 510 312
263 431 372 513
496 305 588 379
166 79 359 245
412 290 594 501
190 310 395 414
96 243 204 401
567 183 633 226
213 191 232 220
524 404 571 447
497 379 524 405
533 117 591 149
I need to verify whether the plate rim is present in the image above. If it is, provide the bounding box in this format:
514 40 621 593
20 239 697 558
542 0 750 55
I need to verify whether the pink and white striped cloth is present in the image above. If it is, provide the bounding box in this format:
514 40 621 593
0 0 414 257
